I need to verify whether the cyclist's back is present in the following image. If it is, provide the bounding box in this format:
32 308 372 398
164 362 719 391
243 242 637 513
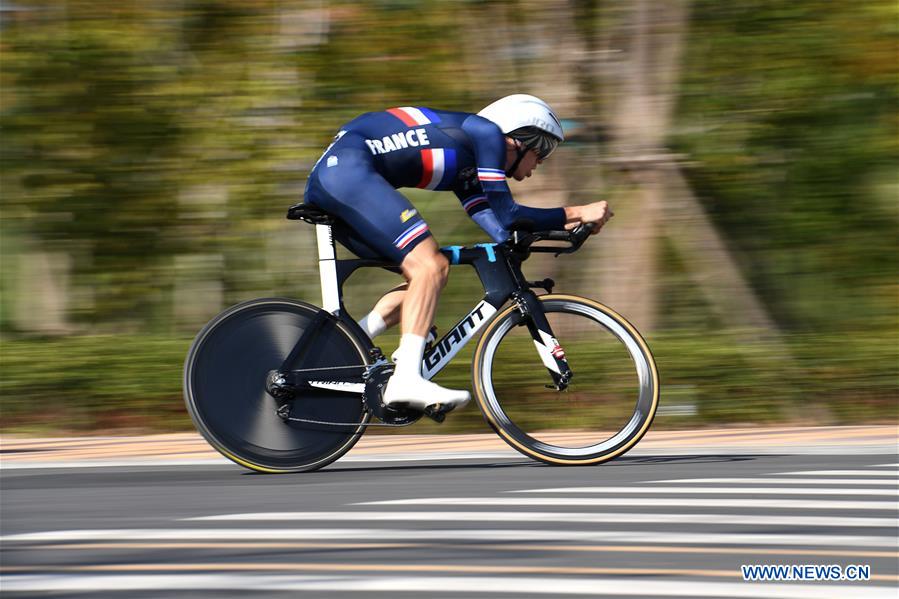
337 108 484 192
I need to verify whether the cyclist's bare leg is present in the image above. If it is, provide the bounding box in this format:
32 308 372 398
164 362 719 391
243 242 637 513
383 238 470 410
398 238 446 337
370 284 407 329
358 284 405 338
359 239 450 340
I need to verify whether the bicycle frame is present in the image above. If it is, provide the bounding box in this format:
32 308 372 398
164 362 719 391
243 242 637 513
312 220 572 387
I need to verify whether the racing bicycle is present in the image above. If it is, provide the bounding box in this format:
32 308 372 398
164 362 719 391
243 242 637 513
183 203 659 472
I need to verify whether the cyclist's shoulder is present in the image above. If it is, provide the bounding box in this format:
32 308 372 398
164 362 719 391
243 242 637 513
459 112 503 138
455 114 505 160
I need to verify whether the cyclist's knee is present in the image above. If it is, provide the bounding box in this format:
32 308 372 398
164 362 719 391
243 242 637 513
402 242 449 287
411 253 449 286
432 252 450 287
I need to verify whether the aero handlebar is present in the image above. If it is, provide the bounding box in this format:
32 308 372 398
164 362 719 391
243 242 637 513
509 222 595 256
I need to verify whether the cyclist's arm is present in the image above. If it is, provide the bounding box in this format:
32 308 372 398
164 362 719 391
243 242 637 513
454 189 509 242
461 115 566 231
471 210 510 243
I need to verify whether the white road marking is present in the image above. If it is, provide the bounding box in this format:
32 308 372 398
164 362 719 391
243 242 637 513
2 528 896 548
510 486 898 496
0 453 522 470
360 496 899 511
778 470 899 477
182 510 897 528
653 478 899 485
1 574 895 597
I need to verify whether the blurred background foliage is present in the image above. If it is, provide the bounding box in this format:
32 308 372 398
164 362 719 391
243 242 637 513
1 0 896 433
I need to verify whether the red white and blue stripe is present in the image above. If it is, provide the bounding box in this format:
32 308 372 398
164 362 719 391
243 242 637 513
417 148 457 190
461 193 488 215
387 106 441 127
477 167 505 183
394 221 429 250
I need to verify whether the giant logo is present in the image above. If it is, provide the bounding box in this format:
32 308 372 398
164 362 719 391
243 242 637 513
423 301 496 373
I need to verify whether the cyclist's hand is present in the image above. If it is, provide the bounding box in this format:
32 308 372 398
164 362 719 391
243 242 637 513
565 201 613 234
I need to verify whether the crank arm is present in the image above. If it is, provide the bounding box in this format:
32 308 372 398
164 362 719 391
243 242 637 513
267 368 365 399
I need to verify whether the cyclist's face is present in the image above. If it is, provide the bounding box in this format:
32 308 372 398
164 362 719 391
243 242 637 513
504 139 542 181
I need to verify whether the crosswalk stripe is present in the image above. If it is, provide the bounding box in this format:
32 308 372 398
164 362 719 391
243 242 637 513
182 511 896 528
360 497 898 511
2 528 896 548
509 486 898 496
4 562 899 582
652 478 899 485
1 574 895 597
9 541 892 558
778 470 899 476
0 563 741 577
0 562 770 577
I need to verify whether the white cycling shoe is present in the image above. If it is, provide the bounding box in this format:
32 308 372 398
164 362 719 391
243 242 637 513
382 374 471 412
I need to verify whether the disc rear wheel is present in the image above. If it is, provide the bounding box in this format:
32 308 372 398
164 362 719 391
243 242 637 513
183 298 370 473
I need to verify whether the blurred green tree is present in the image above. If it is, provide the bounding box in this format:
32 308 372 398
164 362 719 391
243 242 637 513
2 3 188 325
0 1 895 431
673 0 898 331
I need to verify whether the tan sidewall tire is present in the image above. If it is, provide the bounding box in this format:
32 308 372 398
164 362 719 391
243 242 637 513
471 294 659 465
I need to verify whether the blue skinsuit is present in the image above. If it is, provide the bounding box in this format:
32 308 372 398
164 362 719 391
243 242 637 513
304 106 565 263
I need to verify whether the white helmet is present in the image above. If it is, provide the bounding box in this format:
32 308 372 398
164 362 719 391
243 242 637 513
478 94 564 159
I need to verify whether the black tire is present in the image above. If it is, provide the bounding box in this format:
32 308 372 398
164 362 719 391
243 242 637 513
183 298 370 473
472 294 659 465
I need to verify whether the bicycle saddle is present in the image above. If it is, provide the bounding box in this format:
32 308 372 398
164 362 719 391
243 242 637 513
286 202 335 224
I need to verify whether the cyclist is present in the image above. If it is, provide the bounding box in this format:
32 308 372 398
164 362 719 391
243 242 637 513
304 94 612 413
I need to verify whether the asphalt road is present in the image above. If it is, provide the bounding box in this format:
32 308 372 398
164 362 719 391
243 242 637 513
1 433 897 598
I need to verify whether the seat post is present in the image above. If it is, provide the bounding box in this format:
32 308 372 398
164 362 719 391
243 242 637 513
315 223 341 313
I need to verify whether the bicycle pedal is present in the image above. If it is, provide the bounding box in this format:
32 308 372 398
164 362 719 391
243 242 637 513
423 403 454 423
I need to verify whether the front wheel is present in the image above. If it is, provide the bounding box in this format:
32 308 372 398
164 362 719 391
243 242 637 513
472 294 659 465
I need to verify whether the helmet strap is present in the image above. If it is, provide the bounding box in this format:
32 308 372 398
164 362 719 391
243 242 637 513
505 142 529 177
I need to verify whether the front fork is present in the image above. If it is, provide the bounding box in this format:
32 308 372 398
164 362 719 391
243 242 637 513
512 291 572 391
